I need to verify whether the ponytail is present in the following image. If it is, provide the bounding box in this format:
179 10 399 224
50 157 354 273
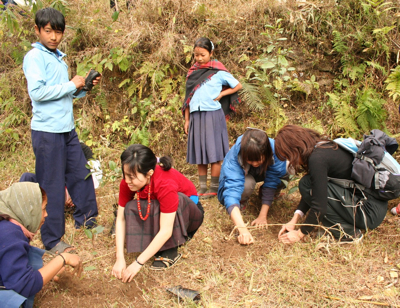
121 144 174 176
158 156 173 171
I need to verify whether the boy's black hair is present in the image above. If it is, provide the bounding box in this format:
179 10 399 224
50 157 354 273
35 7 65 32
194 37 213 53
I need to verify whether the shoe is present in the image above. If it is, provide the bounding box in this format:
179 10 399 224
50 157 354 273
391 204 400 215
240 200 249 211
199 191 217 200
150 247 181 270
48 241 76 254
109 214 117 238
339 231 363 244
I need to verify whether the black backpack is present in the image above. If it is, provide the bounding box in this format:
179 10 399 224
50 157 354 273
331 129 400 201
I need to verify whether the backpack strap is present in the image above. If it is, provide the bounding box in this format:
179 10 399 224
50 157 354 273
327 177 366 192
354 153 376 166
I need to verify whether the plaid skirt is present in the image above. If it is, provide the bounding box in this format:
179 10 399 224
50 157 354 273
187 109 229 164
125 193 204 253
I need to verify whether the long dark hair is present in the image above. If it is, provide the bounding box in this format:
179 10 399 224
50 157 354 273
120 144 172 177
274 125 336 173
240 129 273 174
193 37 213 53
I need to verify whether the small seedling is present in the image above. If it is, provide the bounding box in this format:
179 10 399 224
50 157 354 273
84 225 105 245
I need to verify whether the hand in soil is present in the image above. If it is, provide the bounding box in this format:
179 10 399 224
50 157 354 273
278 229 304 244
65 253 83 277
72 259 83 278
237 230 254 245
251 216 268 229
122 261 142 283
278 223 295 238
53 267 66 282
53 255 82 282
112 258 127 280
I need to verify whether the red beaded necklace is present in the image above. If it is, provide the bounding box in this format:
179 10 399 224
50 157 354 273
136 177 151 221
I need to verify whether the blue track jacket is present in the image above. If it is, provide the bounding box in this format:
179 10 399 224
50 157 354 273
218 135 286 213
23 43 86 133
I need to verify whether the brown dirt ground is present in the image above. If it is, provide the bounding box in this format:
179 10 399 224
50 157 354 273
33 183 300 307
2 150 400 307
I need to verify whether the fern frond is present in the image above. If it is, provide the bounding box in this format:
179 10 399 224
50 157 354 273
385 66 400 101
355 88 386 131
332 30 348 54
366 61 387 75
327 90 359 136
239 80 265 111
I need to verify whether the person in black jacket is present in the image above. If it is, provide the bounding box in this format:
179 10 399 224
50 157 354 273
274 125 387 244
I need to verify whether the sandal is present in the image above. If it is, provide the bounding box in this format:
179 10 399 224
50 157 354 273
150 253 182 271
199 191 217 200
48 241 76 254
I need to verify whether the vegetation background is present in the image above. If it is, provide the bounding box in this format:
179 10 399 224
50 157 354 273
2 0 400 306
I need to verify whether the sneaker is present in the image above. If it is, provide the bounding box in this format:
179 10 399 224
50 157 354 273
339 231 363 244
239 200 249 211
391 204 400 215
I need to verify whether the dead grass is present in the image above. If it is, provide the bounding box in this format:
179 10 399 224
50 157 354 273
1 0 400 306
1 149 400 307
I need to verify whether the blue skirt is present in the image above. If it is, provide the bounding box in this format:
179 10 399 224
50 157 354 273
187 109 229 165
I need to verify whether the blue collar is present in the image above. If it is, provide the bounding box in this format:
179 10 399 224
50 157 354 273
31 42 66 59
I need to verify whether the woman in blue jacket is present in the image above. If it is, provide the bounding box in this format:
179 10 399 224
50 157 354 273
218 128 288 245
0 182 82 308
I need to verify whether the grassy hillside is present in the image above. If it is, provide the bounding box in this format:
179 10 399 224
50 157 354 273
1 0 400 307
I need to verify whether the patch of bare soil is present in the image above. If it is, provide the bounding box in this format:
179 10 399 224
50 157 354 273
36 270 157 307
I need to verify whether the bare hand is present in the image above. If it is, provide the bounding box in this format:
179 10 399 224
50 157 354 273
122 261 142 283
214 94 223 102
278 229 304 244
63 253 83 277
251 216 268 229
92 76 101 86
65 189 74 207
184 120 189 135
71 75 85 89
112 258 126 280
53 267 65 282
278 223 296 238
237 229 254 245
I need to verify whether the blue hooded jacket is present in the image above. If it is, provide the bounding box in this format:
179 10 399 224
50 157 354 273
218 135 286 213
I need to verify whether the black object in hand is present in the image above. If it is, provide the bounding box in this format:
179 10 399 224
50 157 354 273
73 69 101 96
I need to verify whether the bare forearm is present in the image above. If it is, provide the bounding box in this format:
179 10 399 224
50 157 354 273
115 207 126 260
136 229 172 264
38 254 66 285
219 83 242 98
185 107 190 122
257 204 270 219
288 213 302 226
230 206 248 234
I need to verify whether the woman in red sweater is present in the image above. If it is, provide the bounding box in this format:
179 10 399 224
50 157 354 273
112 144 204 283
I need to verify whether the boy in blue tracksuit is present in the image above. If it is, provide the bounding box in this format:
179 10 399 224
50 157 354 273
22 8 100 252
218 130 288 245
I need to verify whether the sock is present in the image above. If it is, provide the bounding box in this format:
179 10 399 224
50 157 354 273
209 176 219 194
198 175 207 194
